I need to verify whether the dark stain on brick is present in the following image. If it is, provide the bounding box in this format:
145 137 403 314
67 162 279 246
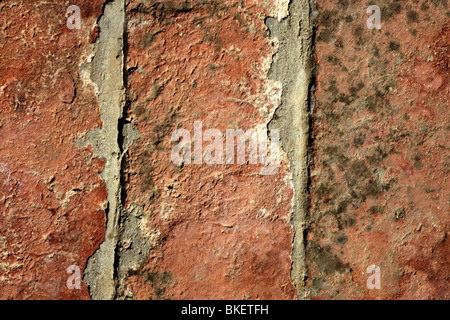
413 155 423 170
350 81 365 96
146 82 164 102
148 188 161 205
352 132 366 148
349 160 371 180
320 10 339 29
128 268 173 300
389 41 401 51
366 145 388 166
324 146 350 170
200 22 224 51
421 3 429 11
337 0 349 11
344 14 354 23
151 111 176 149
318 28 333 42
307 242 351 275
334 233 348 245
406 10 420 23
134 104 146 118
430 0 448 9
382 2 402 20
352 25 364 45
141 29 164 49
370 205 384 215
132 0 193 20
370 43 380 57
365 90 387 112
363 180 383 198
140 164 155 193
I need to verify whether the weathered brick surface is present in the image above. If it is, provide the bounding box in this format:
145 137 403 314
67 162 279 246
308 0 449 299
0 0 448 300
122 0 296 300
0 1 106 299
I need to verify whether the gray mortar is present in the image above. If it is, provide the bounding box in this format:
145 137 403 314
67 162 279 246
79 0 126 300
115 204 152 299
266 0 316 299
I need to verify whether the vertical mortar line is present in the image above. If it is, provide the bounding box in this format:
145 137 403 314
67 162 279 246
305 0 318 298
293 0 315 300
83 0 126 300
114 1 132 299
266 0 315 299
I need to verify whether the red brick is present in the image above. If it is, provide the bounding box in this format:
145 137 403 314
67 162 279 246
0 1 106 299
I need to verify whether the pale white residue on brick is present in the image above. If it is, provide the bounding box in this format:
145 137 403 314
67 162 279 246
268 0 291 21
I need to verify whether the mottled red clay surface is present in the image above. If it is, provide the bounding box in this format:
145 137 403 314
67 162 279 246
0 1 106 299
308 0 449 299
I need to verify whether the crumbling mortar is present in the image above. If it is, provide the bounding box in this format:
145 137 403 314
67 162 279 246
266 0 316 299
80 0 127 300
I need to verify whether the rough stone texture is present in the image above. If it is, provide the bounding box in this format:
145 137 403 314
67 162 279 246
0 1 106 299
1 0 448 300
308 0 449 299
121 0 297 300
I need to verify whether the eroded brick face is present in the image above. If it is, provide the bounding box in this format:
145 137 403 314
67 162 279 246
122 0 296 300
308 0 449 299
0 1 107 299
